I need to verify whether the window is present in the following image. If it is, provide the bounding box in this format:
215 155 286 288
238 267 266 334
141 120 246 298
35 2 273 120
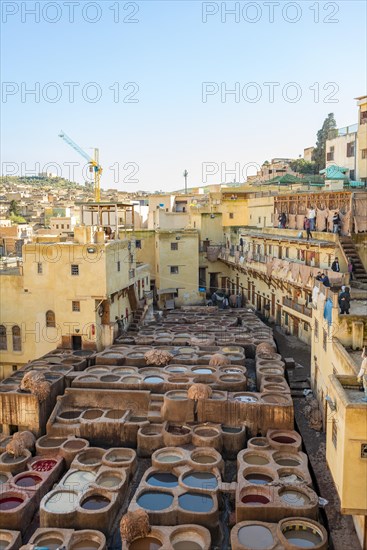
258 217 261 223
171 242 178 250
362 149 367 159
170 266 179 274
268 245 272 255
326 146 334 161
323 329 327 351
61 224 64 229
304 323 309 331
72 301 80 312
332 418 337 448
349 170 355 181
229 213 234 219
12 326 21 352
37 262 43 274
12 365 17 372
0 325 7 350
117 261 121 272
135 239 141 249
315 319 319 339
71 264 79 276
285 248 289 258
129 269 135 279
46 310 56 328
361 110 367 124
346 142 355 157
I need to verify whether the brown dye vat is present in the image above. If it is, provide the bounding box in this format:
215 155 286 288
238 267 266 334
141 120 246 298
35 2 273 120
81 495 110 510
242 454 270 466
59 411 81 420
245 473 273 485
129 537 162 549
275 457 301 467
64 439 87 451
272 435 296 444
241 494 270 505
82 409 104 420
39 437 67 448
167 425 190 436
172 543 202 550
105 410 126 420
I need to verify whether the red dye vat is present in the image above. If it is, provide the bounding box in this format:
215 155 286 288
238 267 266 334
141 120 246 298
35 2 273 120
15 474 42 487
0 496 24 510
32 459 57 472
272 436 296 444
241 494 270 505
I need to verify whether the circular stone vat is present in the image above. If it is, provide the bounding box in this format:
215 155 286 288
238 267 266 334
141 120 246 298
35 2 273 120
242 454 270 466
81 495 111 510
194 427 219 438
274 456 301 467
167 425 190 436
280 489 310 506
121 376 141 384
144 376 164 384
0 495 24 510
82 409 104 420
248 437 269 449
272 435 297 444
58 410 81 421
129 537 162 550
234 394 258 403
33 536 65 550
190 452 217 465
279 472 305 483
105 409 126 420
104 449 134 463
63 439 88 452
182 472 218 490
238 525 274 549
241 494 270 505
100 375 120 383
137 491 173 510
63 470 96 488
222 426 242 433
165 366 188 374
76 449 104 466
280 519 325 548
192 367 215 375
146 472 178 488
96 473 123 488
32 459 57 471
44 491 78 513
166 390 188 400
154 450 184 464
37 436 67 448
15 474 42 487
245 473 273 485
0 473 9 484
178 492 213 512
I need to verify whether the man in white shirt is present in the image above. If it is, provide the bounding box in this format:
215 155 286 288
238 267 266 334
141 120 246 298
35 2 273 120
308 207 316 231
357 347 367 402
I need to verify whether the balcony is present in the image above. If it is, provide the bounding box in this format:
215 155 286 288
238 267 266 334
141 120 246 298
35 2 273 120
283 297 312 318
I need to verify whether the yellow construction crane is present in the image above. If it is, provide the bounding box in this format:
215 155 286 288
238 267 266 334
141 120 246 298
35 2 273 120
59 130 102 202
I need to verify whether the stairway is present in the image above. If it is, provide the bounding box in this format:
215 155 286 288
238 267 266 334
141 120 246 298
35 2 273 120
339 237 367 285
128 306 145 331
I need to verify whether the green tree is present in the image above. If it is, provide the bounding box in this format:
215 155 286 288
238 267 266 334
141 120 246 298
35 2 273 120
312 113 337 172
10 213 26 224
289 159 317 175
9 200 20 216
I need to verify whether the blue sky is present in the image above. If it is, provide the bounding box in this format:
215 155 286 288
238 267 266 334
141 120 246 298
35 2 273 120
1 0 366 191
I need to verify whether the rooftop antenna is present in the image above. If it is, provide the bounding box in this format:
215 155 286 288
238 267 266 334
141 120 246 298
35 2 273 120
183 169 188 194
